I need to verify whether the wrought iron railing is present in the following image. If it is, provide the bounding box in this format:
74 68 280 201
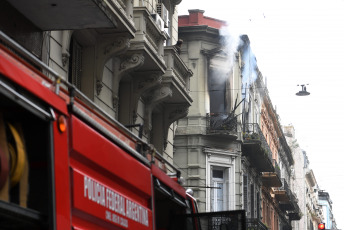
289 205 302 220
279 178 291 194
279 136 294 165
206 112 238 134
246 218 268 230
243 123 273 161
174 210 246 230
272 159 281 179
289 192 301 212
198 211 245 230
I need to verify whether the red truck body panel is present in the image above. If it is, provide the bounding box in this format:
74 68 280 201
70 116 152 229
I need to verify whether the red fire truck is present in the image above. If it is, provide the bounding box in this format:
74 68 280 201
0 30 246 230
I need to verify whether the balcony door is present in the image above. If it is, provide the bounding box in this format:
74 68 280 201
211 167 229 211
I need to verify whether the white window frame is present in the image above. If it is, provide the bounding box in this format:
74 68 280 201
205 148 236 212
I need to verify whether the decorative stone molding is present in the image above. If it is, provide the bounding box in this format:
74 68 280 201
171 0 182 14
112 95 119 116
172 0 182 5
103 36 130 56
136 73 162 92
167 104 189 125
62 52 70 67
96 79 103 96
95 35 131 95
61 30 73 67
143 86 172 134
131 72 163 123
112 53 145 114
119 53 145 72
132 109 138 123
162 104 190 149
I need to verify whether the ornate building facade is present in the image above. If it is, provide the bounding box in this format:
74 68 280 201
174 9 243 212
176 9 303 230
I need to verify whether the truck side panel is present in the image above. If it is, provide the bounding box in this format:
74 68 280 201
69 116 153 229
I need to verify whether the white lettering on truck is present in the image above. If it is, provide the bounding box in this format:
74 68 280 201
84 175 106 207
83 175 149 228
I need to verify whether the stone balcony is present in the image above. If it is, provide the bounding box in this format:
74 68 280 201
261 159 282 188
129 7 167 73
274 178 302 220
242 123 275 172
162 46 193 106
6 0 136 35
275 178 291 203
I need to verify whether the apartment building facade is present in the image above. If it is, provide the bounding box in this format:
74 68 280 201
174 9 243 212
175 9 303 229
284 125 324 230
241 45 302 229
319 191 338 229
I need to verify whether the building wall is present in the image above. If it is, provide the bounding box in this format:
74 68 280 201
43 1 186 165
175 10 242 213
284 125 323 230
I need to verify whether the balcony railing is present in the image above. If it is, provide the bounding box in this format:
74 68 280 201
242 123 274 172
272 159 281 179
246 218 268 230
279 135 294 165
279 178 291 193
288 205 302 221
274 178 292 203
243 123 273 161
261 159 282 187
276 178 301 219
206 112 238 136
163 46 192 105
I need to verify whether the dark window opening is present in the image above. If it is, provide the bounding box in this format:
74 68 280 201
154 178 192 230
213 169 224 179
68 37 82 90
0 77 54 229
256 191 260 219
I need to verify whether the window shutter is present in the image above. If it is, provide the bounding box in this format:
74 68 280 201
69 38 82 89
243 174 248 212
256 190 260 219
250 184 254 216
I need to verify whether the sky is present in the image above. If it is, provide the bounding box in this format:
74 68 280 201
178 0 344 227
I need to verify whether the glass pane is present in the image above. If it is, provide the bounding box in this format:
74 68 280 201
217 183 223 211
213 169 223 178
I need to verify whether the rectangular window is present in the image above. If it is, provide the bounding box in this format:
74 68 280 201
208 68 229 113
0 81 55 229
211 167 229 211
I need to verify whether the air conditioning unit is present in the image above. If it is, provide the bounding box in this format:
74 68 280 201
157 3 169 28
151 14 164 31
